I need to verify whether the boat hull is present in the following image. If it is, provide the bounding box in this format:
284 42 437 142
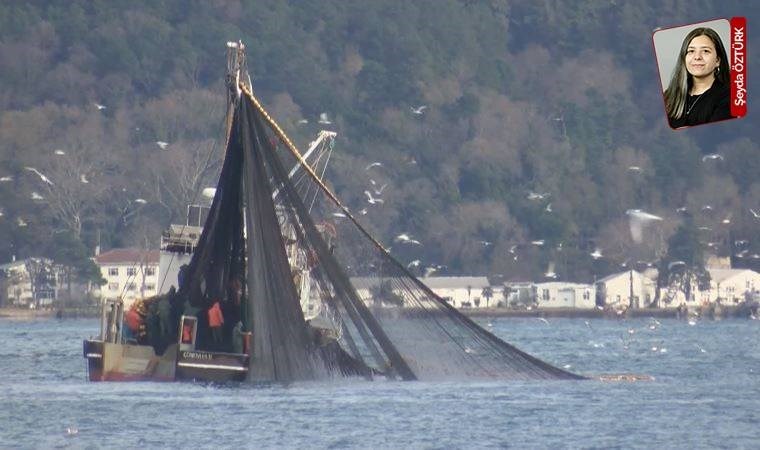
83 340 248 382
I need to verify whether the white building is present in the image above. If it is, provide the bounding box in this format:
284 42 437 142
532 281 596 309
93 248 160 309
350 276 496 309
596 270 657 309
705 268 760 304
420 276 493 308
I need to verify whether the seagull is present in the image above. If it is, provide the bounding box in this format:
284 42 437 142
156 141 169 149
676 206 688 213
94 103 106 110
318 113 332 125
626 209 663 243
508 245 518 254
80 174 89 184
537 317 550 324
531 240 545 246
395 233 412 242
423 266 438 277
0 176 12 182
364 190 384 205
297 119 309 125
369 179 388 195
24 167 53 185
750 209 760 219
590 248 603 259
0 209 4 217
17 217 27 227
545 203 552 213
54 149 66 156
31 192 44 200
407 260 421 269
332 212 346 218
527 191 550 201
66 426 79 436
627 166 641 172
411 105 428 115
134 198 147 204
544 262 557 279
702 153 724 162
365 162 382 171
358 208 368 215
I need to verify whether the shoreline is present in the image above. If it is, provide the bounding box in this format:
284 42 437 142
0 306 99 320
1 304 753 320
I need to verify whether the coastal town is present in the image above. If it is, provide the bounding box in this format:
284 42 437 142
2 245 758 319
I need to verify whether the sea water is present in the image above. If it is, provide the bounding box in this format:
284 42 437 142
1 317 758 449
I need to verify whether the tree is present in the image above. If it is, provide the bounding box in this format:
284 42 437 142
481 285 493 308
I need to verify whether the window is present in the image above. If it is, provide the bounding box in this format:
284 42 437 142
542 289 549 300
145 267 156 276
127 283 136 291
108 268 119 276
583 290 590 300
126 267 137 276
109 282 119 291
145 283 155 291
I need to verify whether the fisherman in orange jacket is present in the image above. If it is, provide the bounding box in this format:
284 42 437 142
208 300 224 348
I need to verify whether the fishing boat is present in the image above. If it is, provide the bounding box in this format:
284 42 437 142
84 42 583 384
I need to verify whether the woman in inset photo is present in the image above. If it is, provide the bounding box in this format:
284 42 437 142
663 27 732 129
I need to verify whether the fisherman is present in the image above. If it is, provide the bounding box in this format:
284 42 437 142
124 303 143 343
208 300 224 349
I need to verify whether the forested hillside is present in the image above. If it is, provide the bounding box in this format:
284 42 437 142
0 0 757 284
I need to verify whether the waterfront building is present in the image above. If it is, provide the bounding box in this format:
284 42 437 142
705 268 760 304
596 270 657 309
532 281 596 309
93 248 160 309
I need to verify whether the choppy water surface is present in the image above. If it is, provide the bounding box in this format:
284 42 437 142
1 317 759 449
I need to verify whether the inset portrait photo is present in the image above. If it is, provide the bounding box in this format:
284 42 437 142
653 19 744 130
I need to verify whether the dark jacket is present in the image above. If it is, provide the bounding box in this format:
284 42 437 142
668 79 732 128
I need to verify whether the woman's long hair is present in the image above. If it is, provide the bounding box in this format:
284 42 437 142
663 27 730 120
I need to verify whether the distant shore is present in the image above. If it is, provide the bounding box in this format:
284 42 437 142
1 304 754 320
0 306 99 320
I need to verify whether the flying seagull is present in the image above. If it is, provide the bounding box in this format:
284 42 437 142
544 262 557 279
0 176 12 182
156 141 169 149
134 198 147 204
527 191 550 201
702 153 724 162
750 209 760 219
318 113 332 125
94 103 106 110
626 209 663 243
590 248 603 259
297 119 309 125
411 105 428 115
80 174 89 184
364 190 384 205
365 162 382 171
31 192 44 200
24 167 53 186
54 149 66 156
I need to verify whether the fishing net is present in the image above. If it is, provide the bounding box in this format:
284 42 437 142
173 89 583 382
